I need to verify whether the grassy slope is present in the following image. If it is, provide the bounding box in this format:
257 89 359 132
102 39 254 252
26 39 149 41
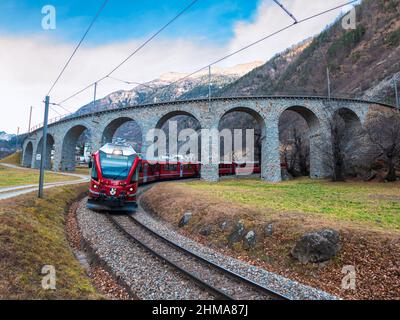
0 151 22 165
0 184 100 299
141 178 400 299
0 166 77 188
0 152 80 188
183 178 400 231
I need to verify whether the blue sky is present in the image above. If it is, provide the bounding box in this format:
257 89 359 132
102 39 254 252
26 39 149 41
0 0 261 45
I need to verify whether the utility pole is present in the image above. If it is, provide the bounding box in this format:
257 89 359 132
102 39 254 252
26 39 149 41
394 78 399 112
208 66 212 110
93 82 97 112
38 96 50 198
28 106 33 132
15 127 19 150
327 67 331 100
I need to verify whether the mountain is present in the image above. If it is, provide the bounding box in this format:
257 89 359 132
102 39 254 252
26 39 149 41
75 61 263 115
0 131 15 142
0 131 21 160
218 0 400 105
70 0 399 155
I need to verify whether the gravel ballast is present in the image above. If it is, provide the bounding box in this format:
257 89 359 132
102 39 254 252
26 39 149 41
76 199 214 300
133 201 338 300
76 190 338 300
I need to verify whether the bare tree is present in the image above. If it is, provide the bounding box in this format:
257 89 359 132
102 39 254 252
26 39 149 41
282 127 309 177
330 113 346 181
319 109 364 182
365 111 400 182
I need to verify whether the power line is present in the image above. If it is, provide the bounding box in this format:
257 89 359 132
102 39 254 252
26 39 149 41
56 0 357 114
46 0 109 96
107 75 156 90
105 0 199 77
57 0 199 105
272 0 298 24
138 0 359 94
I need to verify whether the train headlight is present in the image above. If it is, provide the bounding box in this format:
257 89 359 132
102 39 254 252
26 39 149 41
129 187 134 192
93 184 98 189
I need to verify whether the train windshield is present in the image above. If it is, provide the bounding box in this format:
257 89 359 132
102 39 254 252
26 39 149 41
99 151 136 180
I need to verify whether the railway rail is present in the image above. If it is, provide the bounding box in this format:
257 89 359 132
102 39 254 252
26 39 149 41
106 212 291 300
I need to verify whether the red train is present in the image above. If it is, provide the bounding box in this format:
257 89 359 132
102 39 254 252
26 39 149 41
87 143 263 212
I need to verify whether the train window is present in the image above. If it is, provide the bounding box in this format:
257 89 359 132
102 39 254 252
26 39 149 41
99 151 136 180
91 163 98 181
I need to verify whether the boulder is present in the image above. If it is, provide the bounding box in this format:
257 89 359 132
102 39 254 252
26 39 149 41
228 220 245 244
199 225 212 236
291 229 341 263
178 212 192 228
264 222 274 237
219 220 229 231
244 230 256 247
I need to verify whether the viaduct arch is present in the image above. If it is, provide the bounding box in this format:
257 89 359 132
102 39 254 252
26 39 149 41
22 96 392 182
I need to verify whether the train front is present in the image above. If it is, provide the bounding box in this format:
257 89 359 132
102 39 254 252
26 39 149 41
87 143 140 212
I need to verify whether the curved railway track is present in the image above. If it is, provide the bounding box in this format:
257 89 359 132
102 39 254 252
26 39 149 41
106 212 290 300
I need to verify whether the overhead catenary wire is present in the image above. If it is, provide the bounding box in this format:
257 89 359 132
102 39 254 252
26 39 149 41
272 0 298 24
57 0 199 105
55 0 358 115
46 0 109 96
127 0 359 95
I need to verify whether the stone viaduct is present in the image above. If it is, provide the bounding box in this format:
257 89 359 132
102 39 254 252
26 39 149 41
21 96 392 182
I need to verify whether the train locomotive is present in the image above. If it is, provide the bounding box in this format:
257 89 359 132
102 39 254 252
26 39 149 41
87 143 264 212
87 143 141 212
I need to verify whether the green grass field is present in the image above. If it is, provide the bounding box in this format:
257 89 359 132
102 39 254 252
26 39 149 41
74 166 90 175
0 151 22 165
182 177 400 230
0 184 100 299
0 165 77 188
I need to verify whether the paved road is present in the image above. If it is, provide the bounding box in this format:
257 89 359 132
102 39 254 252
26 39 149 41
0 163 89 200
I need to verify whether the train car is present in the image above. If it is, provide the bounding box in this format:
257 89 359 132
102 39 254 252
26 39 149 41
87 143 141 212
87 143 284 212
88 146 201 212
139 159 200 183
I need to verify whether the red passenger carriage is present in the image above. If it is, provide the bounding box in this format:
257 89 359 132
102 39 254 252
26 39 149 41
88 143 269 212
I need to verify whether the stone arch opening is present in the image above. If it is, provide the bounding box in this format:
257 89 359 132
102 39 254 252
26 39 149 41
61 125 91 171
22 141 33 167
154 111 202 161
35 134 55 170
102 117 142 153
332 107 363 178
279 106 321 179
218 107 265 177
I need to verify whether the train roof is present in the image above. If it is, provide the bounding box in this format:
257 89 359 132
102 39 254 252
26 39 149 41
99 143 137 156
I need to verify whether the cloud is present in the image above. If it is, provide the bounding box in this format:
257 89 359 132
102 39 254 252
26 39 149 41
0 0 355 133
0 34 224 133
225 0 351 64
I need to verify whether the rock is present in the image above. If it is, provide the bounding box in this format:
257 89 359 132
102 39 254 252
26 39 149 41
291 228 341 263
264 222 274 237
244 230 256 247
178 212 192 228
219 220 229 231
199 225 212 236
228 220 245 244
